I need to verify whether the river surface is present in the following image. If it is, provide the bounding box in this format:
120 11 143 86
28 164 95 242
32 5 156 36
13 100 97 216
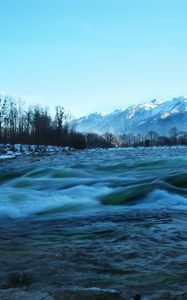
0 147 187 299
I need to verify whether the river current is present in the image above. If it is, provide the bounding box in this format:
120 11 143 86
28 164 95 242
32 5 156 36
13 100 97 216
0 147 187 299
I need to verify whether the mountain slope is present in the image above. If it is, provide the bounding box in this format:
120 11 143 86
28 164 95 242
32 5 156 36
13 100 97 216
72 97 187 135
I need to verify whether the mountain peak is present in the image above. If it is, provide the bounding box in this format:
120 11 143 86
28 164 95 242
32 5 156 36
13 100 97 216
173 96 187 102
73 97 187 135
150 98 162 105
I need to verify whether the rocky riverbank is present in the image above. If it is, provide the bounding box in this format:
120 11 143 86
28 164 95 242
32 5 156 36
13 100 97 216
0 144 73 160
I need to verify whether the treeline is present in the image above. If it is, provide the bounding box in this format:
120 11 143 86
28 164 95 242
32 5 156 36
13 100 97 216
0 95 186 150
122 128 187 147
0 95 86 149
85 128 187 148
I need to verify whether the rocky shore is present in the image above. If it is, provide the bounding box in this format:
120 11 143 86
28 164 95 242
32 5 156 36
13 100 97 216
0 144 73 160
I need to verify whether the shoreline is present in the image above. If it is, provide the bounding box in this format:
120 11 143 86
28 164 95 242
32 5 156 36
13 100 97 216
0 144 74 161
0 143 186 161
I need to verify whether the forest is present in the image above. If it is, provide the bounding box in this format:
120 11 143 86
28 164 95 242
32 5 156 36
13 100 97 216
0 95 86 149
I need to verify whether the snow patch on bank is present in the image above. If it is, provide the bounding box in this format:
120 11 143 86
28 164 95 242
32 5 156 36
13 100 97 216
0 144 73 160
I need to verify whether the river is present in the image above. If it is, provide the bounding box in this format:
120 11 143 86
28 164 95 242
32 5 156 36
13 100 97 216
0 147 187 299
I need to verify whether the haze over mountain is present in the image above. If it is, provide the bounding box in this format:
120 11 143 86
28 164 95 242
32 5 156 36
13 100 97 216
72 97 187 136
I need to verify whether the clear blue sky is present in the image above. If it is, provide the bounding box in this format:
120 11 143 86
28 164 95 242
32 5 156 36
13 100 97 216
0 0 187 117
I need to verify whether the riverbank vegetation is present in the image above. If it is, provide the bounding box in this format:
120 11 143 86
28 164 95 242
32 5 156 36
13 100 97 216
0 95 186 150
86 128 187 148
0 95 86 149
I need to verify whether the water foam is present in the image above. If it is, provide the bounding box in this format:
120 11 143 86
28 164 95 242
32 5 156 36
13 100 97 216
135 189 187 210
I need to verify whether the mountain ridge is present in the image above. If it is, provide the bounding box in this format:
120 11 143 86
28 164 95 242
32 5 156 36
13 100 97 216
72 97 187 135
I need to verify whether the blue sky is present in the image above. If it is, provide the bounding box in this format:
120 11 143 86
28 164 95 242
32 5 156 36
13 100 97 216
0 0 187 117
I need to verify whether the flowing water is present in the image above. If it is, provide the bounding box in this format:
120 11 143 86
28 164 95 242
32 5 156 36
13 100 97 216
0 147 187 299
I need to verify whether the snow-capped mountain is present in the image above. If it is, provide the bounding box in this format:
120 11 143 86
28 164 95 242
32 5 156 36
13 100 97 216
72 97 187 135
